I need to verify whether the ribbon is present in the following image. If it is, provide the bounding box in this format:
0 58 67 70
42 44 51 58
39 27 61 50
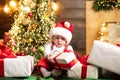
116 44 120 47
16 52 26 56
0 47 16 58
79 55 89 65
0 40 5 49
53 52 62 68
0 59 4 76
79 55 89 78
54 58 78 69
81 64 87 78
53 52 78 69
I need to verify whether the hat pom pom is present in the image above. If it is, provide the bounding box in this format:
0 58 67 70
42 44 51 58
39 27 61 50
64 21 70 28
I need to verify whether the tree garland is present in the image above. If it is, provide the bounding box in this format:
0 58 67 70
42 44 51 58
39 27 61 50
92 0 120 12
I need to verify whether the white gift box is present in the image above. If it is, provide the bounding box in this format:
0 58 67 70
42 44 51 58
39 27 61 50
0 56 34 77
87 40 120 75
48 52 78 70
67 62 98 79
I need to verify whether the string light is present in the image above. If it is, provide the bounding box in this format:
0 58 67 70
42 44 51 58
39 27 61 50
4 5 9 13
4 0 58 13
98 22 108 42
51 2 58 11
4 0 17 13
9 0 16 8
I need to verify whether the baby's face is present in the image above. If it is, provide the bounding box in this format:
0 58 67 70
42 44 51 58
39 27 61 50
52 35 67 48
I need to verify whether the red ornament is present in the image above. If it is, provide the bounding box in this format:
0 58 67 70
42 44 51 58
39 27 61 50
32 47 36 52
28 12 33 18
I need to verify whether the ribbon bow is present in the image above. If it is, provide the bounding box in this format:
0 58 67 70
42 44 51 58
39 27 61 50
0 47 16 58
79 55 89 65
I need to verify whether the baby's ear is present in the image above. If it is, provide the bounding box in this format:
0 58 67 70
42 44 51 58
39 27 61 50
51 36 55 39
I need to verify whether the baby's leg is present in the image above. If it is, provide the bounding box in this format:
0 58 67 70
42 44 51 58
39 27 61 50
40 67 52 78
52 68 62 77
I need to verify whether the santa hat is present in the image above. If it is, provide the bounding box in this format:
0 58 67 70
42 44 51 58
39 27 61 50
49 20 73 44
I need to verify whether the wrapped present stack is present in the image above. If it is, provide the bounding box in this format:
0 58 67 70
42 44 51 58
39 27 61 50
48 51 99 79
0 40 34 77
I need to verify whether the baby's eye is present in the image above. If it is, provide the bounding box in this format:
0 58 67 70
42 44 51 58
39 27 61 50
55 36 59 39
61 37 65 40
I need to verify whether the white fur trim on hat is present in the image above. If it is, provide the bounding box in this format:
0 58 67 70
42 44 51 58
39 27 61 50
49 27 72 44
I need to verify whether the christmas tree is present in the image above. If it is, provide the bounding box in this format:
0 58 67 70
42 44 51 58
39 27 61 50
7 0 55 62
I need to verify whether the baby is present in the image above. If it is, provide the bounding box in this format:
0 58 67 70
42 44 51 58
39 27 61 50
37 20 74 78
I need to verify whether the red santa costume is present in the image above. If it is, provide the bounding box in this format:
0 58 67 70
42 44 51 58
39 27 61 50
37 20 74 72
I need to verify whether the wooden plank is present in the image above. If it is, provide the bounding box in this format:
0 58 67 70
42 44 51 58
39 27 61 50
56 0 85 9
57 9 86 19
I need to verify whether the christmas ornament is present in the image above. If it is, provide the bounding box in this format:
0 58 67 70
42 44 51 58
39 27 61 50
32 47 36 52
22 0 31 6
37 46 44 52
28 38 33 42
21 18 30 25
28 12 33 18
24 47 28 51
30 2 36 9
35 33 41 38
29 22 37 31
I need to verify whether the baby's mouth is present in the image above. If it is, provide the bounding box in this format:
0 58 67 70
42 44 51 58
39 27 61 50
58 43 61 45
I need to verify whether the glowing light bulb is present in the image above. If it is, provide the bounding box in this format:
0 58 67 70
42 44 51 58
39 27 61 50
102 23 106 27
4 5 9 13
9 0 16 7
20 6 31 12
25 6 31 12
51 2 58 11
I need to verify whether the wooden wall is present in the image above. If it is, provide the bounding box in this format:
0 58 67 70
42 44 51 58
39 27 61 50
86 1 120 54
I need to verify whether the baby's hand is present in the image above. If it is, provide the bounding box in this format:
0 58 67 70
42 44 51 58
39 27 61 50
46 54 52 60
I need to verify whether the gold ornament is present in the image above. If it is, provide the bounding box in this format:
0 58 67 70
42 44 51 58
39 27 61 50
30 2 36 9
98 22 109 42
29 22 37 31
99 32 108 36
21 18 30 25
32 47 36 52
24 47 28 51
28 38 33 42
22 0 31 6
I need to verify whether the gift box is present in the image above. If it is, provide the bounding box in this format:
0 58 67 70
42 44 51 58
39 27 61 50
0 76 37 80
67 61 98 79
48 52 78 70
0 55 34 77
87 40 120 75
